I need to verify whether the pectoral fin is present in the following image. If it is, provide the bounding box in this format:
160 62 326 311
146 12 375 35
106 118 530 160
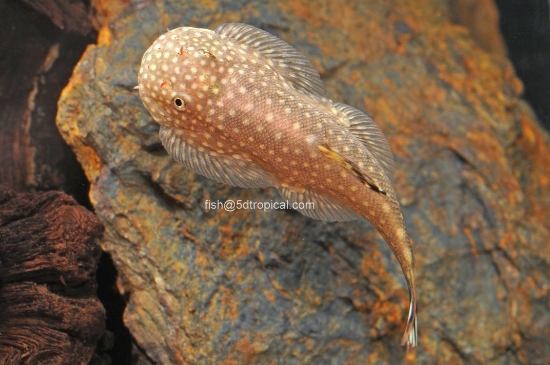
160 126 272 188
215 23 326 97
277 184 360 222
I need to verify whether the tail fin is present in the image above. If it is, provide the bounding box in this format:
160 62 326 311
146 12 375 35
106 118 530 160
400 293 418 350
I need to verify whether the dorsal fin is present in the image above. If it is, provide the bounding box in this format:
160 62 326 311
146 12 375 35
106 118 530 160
333 103 395 181
215 23 327 97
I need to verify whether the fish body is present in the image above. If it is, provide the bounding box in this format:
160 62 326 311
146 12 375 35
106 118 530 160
138 23 417 348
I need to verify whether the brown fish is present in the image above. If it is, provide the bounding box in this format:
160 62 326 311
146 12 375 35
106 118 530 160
138 23 418 348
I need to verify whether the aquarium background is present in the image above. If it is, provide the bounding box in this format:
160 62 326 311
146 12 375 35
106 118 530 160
0 0 549 364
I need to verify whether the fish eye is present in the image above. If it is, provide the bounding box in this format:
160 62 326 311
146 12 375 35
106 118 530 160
172 96 186 110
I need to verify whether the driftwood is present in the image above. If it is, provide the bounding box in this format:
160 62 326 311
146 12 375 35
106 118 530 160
0 186 105 364
21 0 93 36
0 0 93 199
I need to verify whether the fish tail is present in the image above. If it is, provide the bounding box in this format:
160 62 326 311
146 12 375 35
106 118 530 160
401 282 418 350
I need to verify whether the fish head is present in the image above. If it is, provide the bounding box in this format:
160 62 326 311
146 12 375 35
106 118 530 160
137 27 223 130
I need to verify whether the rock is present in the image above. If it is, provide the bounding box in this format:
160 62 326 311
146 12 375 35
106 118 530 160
56 0 550 363
0 186 105 364
449 0 507 56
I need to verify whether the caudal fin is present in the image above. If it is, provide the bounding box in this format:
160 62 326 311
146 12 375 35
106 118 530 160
401 296 418 350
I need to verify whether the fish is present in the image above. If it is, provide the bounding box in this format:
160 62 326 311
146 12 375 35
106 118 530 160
137 22 418 349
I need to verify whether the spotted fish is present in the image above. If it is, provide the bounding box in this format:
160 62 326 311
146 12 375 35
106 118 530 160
137 23 418 348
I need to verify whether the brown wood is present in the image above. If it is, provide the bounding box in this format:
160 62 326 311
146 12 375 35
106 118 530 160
0 0 94 201
0 186 105 364
21 0 93 35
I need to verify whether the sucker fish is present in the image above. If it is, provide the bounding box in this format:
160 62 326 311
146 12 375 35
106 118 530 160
137 23 418 349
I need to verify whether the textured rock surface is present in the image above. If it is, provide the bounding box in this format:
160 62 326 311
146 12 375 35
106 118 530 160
0 186 105 364
57 0 550 363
